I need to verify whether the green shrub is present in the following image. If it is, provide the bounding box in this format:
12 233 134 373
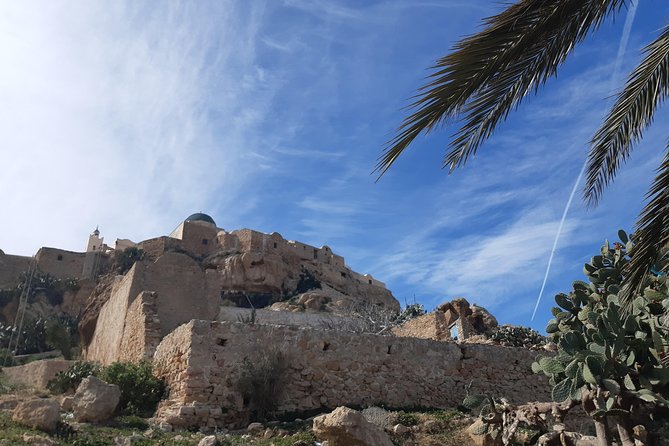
99 361 165 416
45 318 74 359
47 361 100 394
114 248 145 275
0 348 16 367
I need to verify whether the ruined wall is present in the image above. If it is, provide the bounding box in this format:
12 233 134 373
153 320 550 429
216 307 369 331
35 248 85 279
84 267 142 365
392 312 452 341
139 253 220 336
84 252 221 364
0 253 32 288
118 291 162 363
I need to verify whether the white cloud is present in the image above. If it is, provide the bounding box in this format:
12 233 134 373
0 2 275 255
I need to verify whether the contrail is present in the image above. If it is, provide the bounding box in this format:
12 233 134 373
531 0 639 321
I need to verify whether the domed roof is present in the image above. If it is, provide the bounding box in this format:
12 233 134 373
185 212 216 226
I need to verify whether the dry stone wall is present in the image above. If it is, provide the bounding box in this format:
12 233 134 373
153 320 550 429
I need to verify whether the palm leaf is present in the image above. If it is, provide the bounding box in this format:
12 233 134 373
622 148 669 308
586 21 669 206
375 0 626 177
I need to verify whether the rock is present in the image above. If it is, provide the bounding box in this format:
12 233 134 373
470 304 498 330
466 419 502 446
114 436 143 446
156 421 173 432
21 434 58 446
247 422 264 434
12 398 60 433
392 423 410 435
73 376 121 422
312 406 394 446
60 396 74 412
263 428 274 439
198 435 219 446
0 395 20 410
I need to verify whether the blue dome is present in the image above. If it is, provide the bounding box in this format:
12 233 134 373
185 213 216 226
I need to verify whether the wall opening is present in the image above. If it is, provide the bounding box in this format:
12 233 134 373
449 324 459 341
387 345 392 354
202 239 209 245
217 338 227 347
368 279 372 284
322 342 330 351
273 242 277 248
57 255 63 261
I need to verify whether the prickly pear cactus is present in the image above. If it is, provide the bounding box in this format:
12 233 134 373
532 230 669 419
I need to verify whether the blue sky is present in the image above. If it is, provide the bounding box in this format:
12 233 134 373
1 1 667 331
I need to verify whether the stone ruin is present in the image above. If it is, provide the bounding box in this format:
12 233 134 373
0 213 551 429
392 297 499 342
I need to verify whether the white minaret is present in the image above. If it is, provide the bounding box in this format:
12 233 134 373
86 226 104 252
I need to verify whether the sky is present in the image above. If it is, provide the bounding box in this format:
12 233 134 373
1 1 668 332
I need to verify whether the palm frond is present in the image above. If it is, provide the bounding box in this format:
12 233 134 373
375 0 626 177
622 147 669 309
586 21 669 206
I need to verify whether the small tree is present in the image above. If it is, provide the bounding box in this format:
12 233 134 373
533 230 669 446
45 318 74 359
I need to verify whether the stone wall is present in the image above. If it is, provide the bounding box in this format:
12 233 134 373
35 247 86 279
84 252 221 364
84 268 141 365
153 320 550 429
118 291 162 363
217 307 369 331
0 253 32 288
3 359 74 390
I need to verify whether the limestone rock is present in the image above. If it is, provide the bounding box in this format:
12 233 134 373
198 435 219 446
73 376 121 422
313 406 393 446
392 423 410 435
247 422 264 434
12 398 61 433
60 396 74 412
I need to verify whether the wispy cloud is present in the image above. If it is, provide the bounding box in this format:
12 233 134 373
0 2 277 253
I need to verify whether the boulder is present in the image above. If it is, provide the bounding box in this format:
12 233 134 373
247 422 264 434
60 395 74 412
313 406 393 446
12 398 61 433
198 435 219 446
73 376 121 422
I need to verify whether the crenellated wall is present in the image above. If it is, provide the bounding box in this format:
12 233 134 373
153 320 550 429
